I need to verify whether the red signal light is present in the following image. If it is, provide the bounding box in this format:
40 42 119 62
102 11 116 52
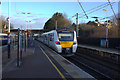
73 42 77 45
56 41 60 45
56 42 58 44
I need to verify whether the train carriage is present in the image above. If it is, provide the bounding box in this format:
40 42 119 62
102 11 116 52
0 33 8 45
0 33 17 46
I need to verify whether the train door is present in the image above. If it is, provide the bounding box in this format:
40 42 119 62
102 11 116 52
48 34 50 46
49 33 54 48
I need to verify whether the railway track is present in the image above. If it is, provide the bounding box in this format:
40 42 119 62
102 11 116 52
75 53 120 72
66 51 120 80
36 39 119 79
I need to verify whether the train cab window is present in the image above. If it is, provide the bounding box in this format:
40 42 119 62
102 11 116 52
58 32 74 41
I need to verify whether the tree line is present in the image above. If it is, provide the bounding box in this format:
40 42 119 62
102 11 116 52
0 16 13 33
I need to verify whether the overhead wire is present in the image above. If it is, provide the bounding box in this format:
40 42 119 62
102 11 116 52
84 2 109 13
71 2 115 19
77 0 88 19
79 2 115 18
80 2 112 15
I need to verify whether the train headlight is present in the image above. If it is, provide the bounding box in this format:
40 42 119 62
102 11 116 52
56 41 60 45
73 42 77 45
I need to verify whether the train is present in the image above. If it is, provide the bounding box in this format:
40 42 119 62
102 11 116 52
38 27 78 56
0 33 8 45
0 33 17 46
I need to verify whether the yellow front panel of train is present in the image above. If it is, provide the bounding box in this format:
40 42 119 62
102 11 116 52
59 41 73 48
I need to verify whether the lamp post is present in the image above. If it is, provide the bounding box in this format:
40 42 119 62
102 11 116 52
26 20 31 48
76 13 79 37
26 20 31 35
103 9 108 48
28 21 32 36
21 12 31 29
21 12 31 49
7 0 11 58
26 21 31 28
55 13 59 30
72 13 79 37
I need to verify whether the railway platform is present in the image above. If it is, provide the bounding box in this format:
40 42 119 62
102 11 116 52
78 44 120 55
2 40 94 79
78 44 120 63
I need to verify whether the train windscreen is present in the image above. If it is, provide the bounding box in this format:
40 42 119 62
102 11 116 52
58 32 74 41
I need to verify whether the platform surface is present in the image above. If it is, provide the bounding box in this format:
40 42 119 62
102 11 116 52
78 44 120 55
2 39 95 79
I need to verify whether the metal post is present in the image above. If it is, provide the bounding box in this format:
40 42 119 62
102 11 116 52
103 9 109 48
22 30 24 48
56 20 57 30
106 25 108 48
76 13 79 37
8 0 10 33
55 13 58 30
17 28 20 67
14 35 15 49
106 10 108 48
24 32 26 52
30 21 31 36
20 30 22 64
8 33 10 58
26 32 27 48
25 13 28 48
8 0 10 58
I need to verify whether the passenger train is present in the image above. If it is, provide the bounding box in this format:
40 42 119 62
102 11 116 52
0 33 16 46
38 27 77 56
0 33 8 46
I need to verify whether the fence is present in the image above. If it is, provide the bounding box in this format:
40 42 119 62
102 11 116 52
77 37 120 49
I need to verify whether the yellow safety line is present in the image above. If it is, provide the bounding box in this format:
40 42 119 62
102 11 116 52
39 46 66 80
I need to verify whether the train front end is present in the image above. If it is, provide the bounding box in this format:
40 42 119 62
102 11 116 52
56 27 77 56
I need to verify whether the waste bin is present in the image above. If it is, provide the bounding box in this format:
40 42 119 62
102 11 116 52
100 39 109 48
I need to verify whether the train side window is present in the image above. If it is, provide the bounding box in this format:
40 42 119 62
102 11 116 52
50 34 52 41
45 35 48 40
52 34 54 41
48 34 50 41
50 33 54 41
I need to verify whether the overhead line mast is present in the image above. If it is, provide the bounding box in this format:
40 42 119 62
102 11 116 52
73 0 88 37
108 0 117 20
